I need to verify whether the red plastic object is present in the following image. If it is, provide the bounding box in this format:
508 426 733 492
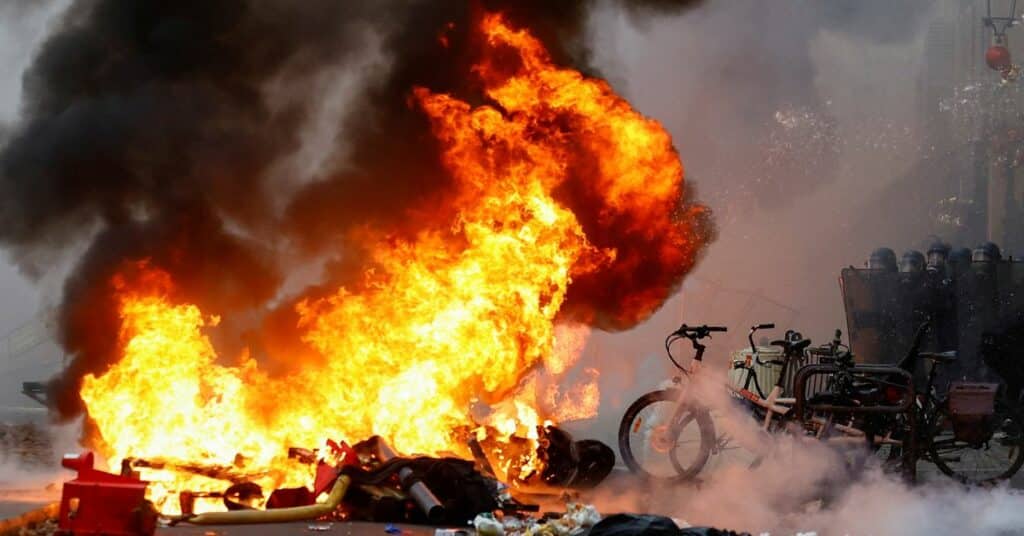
312 439 359 496
987 45 1012 71
266 486 315 509
58 452 156 535
325 438 358 466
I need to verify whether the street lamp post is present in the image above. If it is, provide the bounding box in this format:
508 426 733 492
983 0 1024 251
985 0 1020 75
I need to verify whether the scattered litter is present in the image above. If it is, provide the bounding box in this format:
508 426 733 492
434 530 471 536
564 503 600 529
307 523 333 532
480 502 602 535
501 515 525 534
474 512 506 536
385 523 403 534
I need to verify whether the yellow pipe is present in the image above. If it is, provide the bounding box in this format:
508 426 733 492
183 475 350 525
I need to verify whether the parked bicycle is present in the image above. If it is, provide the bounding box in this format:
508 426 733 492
617 323 844 482
802 322 1024 485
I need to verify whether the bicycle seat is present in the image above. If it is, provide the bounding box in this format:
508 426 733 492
918 350 957 363
770 338 811 355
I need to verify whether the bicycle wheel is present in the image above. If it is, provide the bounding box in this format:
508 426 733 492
618 389 715 482
840 412 904 476
928 402 1024 485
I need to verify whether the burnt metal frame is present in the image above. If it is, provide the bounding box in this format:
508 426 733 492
793 364 918 482
21 381 47 406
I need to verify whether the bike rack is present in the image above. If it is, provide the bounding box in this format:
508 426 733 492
792 364 918 483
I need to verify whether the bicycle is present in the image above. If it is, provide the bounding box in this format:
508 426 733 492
617 323 825 482
805 322 1024 485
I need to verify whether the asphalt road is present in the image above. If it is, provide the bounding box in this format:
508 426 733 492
0 498 460 535
0 498 48 520
160 521 457 535
0 427 1021 535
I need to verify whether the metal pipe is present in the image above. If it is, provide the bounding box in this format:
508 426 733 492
467 436 497 480
793 363 918 482
373 437 445 523
793 364 915 419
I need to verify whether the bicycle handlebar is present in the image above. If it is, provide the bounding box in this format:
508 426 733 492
664 324 727 373
673 324 728 338
748 323 775 365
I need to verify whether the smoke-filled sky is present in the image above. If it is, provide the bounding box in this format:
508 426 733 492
10 5 1024 534
0 0 69 333
570 0 941 450
0 0 946 410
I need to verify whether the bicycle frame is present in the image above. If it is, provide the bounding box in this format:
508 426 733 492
723 371 796 427
638 321 1019 484
793 363 918 479
670 324 797 437
674 324 915 459
625 322 923 482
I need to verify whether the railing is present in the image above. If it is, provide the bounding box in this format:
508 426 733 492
0 309 56 362
793 363 918 482
781 347 834 398
0 309 63 406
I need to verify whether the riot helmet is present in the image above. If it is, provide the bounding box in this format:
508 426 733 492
900 250 925 273
868 247 898 272
972 242 1002 263
926 240 951 273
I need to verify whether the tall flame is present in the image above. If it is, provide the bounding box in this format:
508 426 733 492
79 13 706 513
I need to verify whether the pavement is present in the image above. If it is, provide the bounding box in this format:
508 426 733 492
158 521 458 535
1 465 1021 535
0 497 49 519
0 412 1021 535
0 498 463 535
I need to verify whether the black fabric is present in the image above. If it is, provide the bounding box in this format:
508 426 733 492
539 426 579 486
587 514 750 536
679 528 752 536
340 456 500 525
419 457 501 524
538 426 615 489
573 439 615 489
587 514 683 536
983 321 1024 402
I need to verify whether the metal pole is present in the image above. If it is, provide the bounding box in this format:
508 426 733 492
373 437 445 523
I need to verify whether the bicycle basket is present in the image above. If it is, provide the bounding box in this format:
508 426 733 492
947 382 998 444
729 347 783 391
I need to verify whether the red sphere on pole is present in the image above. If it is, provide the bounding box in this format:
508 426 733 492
987 44 1013 71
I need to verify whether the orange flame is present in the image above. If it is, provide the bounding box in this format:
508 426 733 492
79 13 704 514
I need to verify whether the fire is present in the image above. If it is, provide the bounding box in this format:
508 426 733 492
78 13 705 514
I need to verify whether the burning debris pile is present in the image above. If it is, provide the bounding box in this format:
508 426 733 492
0 2 712 519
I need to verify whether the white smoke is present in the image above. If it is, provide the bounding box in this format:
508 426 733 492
585 364 1024 535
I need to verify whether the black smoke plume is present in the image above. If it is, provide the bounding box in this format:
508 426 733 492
0 0 707 418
